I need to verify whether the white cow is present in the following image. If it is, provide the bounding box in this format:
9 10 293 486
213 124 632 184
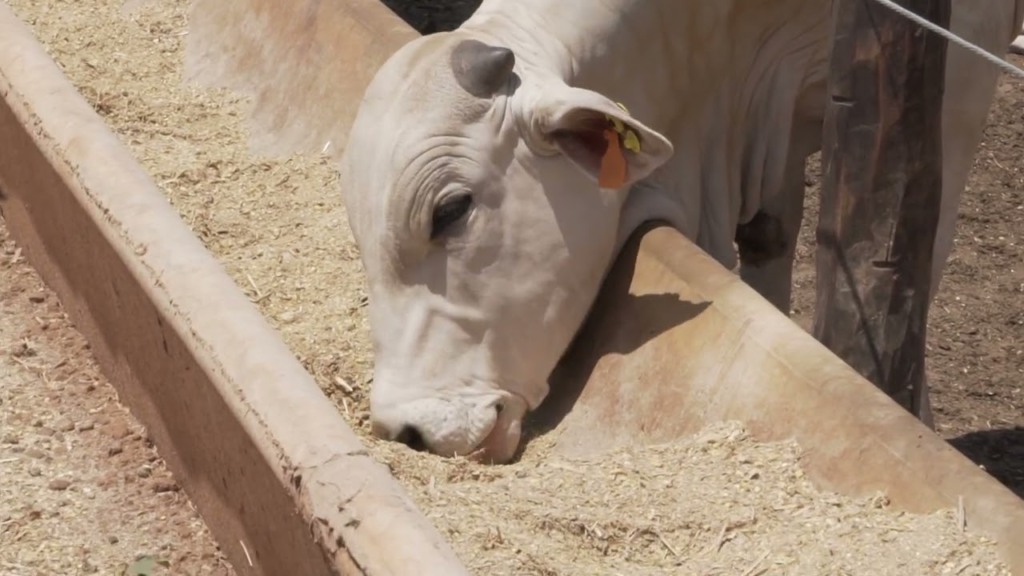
340 0 1024 463
1012 24 1024 53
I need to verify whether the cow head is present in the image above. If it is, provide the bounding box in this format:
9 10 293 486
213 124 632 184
340 32 674 463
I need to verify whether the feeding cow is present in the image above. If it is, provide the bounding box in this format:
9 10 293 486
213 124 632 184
339 0 1024 463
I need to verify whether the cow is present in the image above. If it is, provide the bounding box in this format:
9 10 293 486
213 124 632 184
339 0 1024 464
1012 24 1024 53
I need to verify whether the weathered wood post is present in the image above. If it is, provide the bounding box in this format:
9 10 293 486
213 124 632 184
814 0 951 420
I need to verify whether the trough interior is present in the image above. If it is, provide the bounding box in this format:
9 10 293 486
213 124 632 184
1 0 1021 573
180 0 1024 567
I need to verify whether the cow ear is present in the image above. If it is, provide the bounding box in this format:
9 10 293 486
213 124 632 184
529 86 674 189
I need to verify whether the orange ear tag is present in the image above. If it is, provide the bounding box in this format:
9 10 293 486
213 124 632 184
598 128 627 189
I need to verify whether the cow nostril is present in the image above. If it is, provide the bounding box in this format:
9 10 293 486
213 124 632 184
495 402 504 415
394 425 428 452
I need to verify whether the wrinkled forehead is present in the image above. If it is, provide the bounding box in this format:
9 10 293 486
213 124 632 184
344 33 511 256
358 33 504 158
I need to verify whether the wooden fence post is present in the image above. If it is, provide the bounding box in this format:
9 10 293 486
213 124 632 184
813 0 951 419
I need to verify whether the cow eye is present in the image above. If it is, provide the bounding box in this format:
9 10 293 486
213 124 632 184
430 193 473 240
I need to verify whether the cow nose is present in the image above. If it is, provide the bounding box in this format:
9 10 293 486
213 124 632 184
369 396 509 458
394 425 428 452
371 414 430 452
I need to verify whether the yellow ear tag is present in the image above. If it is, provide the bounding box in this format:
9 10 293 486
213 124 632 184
609 116 625 134
622 130 641 153
605 103 643 153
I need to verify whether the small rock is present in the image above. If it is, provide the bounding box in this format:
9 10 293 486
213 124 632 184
104 422 130 440
27 508 42 521
54 418 75 433
77 420 96 432
137 465 152 478
24 448 47 459
28 466 42 477
48 477 72 491
85 383 96 393
32 419 43 428
37 427 56 437
28 294 45 303
108 535 119 544
81 558 98 574
151 479 179 493
278 310 298 323
2 433 19 444
11 342 36 358
107 443 123 457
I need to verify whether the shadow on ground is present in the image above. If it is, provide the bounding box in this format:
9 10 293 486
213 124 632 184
948 427 1024 499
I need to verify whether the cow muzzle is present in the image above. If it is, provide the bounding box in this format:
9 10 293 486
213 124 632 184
369 392 528 464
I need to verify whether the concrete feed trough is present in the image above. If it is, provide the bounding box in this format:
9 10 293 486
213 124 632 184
0 4 465 576
0 1 1021 575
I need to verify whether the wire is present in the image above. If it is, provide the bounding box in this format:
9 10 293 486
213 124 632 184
868 0 1024 80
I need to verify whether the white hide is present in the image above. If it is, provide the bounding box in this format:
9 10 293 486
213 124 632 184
1012 24 1024 54
340 0 1024 463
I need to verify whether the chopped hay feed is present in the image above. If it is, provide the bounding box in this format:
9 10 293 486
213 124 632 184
2 1 1014 574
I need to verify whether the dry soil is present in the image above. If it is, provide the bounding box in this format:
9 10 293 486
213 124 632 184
1 0 1021 575
0 217 235 575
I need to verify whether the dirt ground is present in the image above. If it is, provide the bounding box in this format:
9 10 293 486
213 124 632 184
792 77 1024 497
1 0 1021 574
795 145 1024 498
0 218 235 575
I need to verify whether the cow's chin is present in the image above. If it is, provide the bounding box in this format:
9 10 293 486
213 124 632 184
468 393 528 464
